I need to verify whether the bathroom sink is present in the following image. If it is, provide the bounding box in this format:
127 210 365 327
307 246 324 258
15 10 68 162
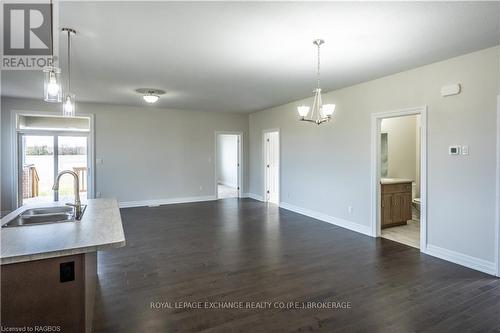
2 205 86 228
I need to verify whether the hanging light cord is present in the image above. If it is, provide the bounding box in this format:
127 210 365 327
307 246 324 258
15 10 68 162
49 0 54 60
316 42 321 90
67 29 71 93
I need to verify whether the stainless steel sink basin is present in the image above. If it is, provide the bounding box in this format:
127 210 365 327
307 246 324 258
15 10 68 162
2 205 86 228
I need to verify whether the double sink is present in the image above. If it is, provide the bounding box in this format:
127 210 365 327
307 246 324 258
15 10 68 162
2 170 86 228
2 205 87 228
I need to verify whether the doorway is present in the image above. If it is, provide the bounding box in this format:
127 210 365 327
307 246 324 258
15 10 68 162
215 132 242 199
263 130 280 204
371 106 427 250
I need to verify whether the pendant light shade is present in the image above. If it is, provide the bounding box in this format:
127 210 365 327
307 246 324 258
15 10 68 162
42 2 61 103
62 27 77 117
63 93 76 117
43 66 62 102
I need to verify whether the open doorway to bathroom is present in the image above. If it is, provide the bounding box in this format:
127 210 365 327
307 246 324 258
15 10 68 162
215 132 242 199
379 114 421 248
371 107 427 250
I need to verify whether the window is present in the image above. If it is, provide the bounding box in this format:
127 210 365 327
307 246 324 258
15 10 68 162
15 113 93 207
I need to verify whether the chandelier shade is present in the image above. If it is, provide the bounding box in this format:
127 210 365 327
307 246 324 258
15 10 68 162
297 106 310 118
321 104 336 117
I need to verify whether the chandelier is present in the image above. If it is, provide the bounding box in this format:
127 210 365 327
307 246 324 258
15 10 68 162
297 39 335 125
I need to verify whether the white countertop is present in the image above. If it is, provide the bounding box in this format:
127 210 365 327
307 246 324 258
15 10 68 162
0 199 126 265
380 178 414 185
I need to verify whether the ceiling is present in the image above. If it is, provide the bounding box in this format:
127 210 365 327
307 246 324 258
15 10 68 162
2 1 499 113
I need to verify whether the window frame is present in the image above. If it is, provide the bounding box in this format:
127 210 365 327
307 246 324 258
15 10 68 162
11 110 95 208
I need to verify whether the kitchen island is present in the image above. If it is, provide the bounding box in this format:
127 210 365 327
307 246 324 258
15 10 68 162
0 198 125 333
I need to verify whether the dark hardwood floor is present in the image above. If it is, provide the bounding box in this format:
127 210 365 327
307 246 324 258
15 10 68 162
92 198 500 333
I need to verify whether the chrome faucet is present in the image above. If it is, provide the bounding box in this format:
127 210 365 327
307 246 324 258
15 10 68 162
52 170 83 219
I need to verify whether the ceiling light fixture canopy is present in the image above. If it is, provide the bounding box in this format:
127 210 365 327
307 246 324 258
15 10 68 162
136 88 166 104
297 39 335 125
62 27 77 117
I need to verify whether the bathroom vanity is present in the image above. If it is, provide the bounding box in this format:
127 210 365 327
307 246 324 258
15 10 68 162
0 199 125 333
380 178 413 228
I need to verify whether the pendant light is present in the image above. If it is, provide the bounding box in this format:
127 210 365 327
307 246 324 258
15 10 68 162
43 0 62 103
62 27 77 117
297 39 335 125
43 66 62 102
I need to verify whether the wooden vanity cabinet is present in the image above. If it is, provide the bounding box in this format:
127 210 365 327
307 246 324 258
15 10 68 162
381 182 412 228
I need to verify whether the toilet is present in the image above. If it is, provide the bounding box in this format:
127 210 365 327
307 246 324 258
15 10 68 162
412 197 421 211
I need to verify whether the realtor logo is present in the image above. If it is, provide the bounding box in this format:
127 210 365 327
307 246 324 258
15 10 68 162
2 2 56 69
4 3 52 55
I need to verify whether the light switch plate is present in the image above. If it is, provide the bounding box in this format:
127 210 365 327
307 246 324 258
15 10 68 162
461 145 469 155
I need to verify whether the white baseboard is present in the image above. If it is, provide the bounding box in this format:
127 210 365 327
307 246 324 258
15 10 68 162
119 195 216 208
217 181 238 188
247 193 264 201
279 202 373 237
424 244 497 276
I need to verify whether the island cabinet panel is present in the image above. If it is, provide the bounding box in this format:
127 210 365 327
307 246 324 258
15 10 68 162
1 253 96 333
381 182 412 229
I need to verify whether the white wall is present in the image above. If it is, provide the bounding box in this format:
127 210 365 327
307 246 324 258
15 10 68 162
381 115 419 197
249 46 499 269
217 134 238 188
0 98 249 210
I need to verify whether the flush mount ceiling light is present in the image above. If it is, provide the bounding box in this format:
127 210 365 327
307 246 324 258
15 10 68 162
135 88 166 104
62 27 77 117
297 39 336 125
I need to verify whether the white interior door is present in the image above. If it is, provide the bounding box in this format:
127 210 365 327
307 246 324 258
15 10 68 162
236 135 241 196
265 131 279 204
